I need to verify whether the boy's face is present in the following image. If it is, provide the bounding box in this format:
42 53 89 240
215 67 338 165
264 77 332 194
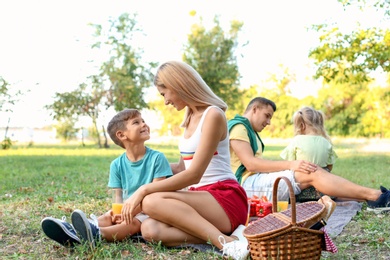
252 104 274 132
120 115 150 143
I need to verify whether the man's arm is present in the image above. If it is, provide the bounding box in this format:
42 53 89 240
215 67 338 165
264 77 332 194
230 139 316 173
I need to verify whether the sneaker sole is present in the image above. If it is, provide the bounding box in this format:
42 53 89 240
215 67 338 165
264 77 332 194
41 217 80 247
71 209 94 247
367 207 390 214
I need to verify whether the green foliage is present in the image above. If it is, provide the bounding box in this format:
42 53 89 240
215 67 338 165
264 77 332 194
150 95 185 136
92 13 156 111
1 137 12 149
360 84 390 137
0 76 22 112
183 16 245 111
54 118 78 142
45 76 106 147
245 67 301 138
309 26 390 84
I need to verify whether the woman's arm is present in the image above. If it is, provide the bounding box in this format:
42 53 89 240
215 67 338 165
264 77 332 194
122 107 226 224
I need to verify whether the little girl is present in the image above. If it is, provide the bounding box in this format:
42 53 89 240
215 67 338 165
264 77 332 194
280 106 338 201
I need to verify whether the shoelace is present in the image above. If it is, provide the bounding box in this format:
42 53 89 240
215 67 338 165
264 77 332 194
89 214 99 227
218 235 248 260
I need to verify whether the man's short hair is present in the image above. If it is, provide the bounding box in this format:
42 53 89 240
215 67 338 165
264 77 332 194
245 97 277 113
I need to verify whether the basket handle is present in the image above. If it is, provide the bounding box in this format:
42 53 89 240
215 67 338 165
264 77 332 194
272 176 297 224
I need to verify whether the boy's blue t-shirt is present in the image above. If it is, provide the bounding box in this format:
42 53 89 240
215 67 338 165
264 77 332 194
108 146 172 198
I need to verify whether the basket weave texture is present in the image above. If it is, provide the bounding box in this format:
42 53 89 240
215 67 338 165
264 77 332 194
243 177 325 260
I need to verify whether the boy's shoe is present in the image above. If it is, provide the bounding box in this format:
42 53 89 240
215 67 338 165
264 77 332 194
218 225 249 260
41 216 81 247
367 186 390 213
71 209 101 248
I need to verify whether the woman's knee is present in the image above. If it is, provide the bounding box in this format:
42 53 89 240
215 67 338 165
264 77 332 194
141 219 163 242
142 193 165 216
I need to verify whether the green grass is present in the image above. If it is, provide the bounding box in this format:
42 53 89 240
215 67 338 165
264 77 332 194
0 139 389 259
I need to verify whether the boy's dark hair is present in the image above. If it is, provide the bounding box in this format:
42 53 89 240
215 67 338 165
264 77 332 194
107 109 141 148
245 97 277 113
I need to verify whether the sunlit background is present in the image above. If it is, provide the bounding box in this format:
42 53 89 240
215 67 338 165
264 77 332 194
0 0 387 141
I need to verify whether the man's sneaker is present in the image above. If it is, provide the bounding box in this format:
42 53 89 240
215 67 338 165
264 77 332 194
71 209 100 248
41 216 81 247
367 186 390 213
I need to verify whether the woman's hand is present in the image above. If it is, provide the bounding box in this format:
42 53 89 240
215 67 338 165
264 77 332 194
121 187 146 225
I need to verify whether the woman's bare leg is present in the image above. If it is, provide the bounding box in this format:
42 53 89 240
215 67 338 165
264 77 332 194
141 191 238 249
141 218 205 246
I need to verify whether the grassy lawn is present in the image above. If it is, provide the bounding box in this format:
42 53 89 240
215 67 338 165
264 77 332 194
0 138 389 259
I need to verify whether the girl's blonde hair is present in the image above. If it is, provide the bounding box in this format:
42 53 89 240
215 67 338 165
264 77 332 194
154 61 227 127
293 106 332 142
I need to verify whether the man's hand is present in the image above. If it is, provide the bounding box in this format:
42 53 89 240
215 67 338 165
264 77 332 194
290 160 317 173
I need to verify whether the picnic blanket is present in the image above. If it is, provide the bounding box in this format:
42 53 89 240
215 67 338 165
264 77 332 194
325 200 362 237
131 199 362 255
173 200 362 254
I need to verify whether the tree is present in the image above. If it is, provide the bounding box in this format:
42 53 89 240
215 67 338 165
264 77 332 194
55 117 78 142
45 75 108 147
183 16 246 115
0 77 23 149
47 13 156 145
360 83 390 137
309 26 390 84
253 66 301 138
0 77 22 113
308 0 390 137
91 13 156 112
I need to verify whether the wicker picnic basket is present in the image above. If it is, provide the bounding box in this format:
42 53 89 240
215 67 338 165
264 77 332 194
243 176 326 260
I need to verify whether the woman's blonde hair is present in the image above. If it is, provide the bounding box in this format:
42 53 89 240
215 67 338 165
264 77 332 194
154 61 227 127
293 106 332 142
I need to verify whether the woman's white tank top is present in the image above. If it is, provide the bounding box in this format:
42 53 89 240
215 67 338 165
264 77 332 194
178 106 236 188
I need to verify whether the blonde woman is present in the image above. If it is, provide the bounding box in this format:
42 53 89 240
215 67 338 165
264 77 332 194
122 61 249 260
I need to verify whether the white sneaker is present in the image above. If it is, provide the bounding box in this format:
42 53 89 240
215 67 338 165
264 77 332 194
231 224 247 242
219 235 249 260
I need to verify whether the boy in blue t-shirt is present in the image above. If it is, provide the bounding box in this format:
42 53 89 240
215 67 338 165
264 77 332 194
41 109 172 248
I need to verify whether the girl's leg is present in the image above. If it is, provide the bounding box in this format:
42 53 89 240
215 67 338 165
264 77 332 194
141 190 237 250
295 168 381 201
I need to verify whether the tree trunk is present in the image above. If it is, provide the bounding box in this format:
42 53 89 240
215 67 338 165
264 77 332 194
92 118 102 148
102 125 109 148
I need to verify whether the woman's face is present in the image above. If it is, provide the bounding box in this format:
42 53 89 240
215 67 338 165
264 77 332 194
157 85 186 111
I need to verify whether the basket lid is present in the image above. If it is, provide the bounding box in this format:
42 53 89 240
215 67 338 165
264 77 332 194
243 213 290 238
280 201 325 226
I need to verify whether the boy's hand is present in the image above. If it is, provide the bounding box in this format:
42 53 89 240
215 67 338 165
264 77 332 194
109 210 124 224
